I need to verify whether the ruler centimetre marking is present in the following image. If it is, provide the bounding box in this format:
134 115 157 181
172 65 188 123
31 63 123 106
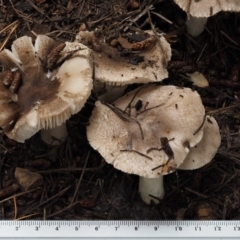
0 220 240 239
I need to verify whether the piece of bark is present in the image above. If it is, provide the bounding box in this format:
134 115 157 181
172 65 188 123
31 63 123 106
14 167 44 191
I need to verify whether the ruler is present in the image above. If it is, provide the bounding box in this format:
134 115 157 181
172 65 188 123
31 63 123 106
0 220 240 239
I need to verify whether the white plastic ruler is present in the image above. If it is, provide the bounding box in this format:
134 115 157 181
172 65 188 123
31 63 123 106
0 220 240 239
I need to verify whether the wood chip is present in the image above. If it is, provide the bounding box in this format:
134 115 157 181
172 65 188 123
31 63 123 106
15 167 44 191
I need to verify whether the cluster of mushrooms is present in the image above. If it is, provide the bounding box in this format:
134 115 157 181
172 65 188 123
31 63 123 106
1 0 234 205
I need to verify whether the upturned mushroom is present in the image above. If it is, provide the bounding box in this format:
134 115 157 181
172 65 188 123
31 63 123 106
87 84 208 204
76 30 171 102
173 0 240 37
0 35 93 143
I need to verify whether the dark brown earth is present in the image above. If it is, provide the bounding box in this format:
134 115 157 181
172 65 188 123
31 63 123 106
0 0 240 220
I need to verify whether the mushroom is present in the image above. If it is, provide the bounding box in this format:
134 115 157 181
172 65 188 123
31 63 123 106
87 85 206 204
173 0 240 36
76 30 171 102
179 115 221 170
0 35 93 143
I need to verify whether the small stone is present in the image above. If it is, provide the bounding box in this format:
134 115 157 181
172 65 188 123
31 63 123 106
15 167 43 191
79 23 86 31
187 71 209 88
110 39 119 47
197 202 216 220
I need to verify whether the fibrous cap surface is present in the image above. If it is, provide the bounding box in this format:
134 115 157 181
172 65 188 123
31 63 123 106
87 85 205 178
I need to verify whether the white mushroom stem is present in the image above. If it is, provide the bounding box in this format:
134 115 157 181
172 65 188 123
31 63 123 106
186 15 208 37
139 176 164 204
41 124 67 145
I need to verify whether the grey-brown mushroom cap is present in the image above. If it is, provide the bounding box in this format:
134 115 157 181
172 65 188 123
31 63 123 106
76 31 171 86
178 115 221 170
0 35 93 142
87 85 205 178
173 0 240 18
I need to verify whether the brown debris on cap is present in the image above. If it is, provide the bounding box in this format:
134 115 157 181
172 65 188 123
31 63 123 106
76 30 171 86
173 0 240 18
87 85 206 178
0 35 93 142
34 34 56 63
179 115 221 170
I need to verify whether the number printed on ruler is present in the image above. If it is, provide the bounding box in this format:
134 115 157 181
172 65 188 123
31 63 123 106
0 220 240 239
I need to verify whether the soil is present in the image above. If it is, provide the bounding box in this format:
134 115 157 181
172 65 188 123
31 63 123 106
0 0 240 220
